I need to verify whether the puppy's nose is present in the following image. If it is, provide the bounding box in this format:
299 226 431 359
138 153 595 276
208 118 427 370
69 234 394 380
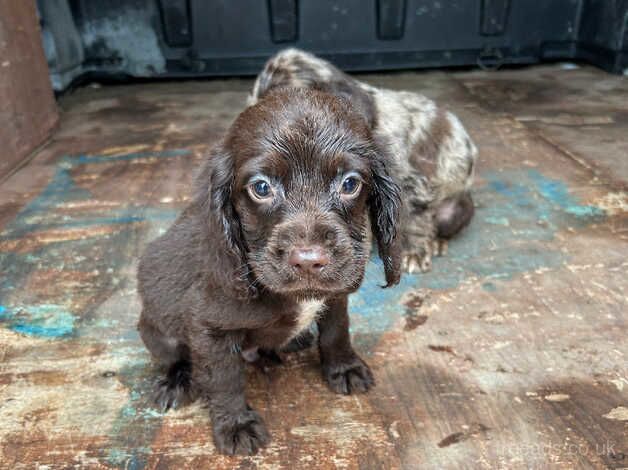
288 246 330 274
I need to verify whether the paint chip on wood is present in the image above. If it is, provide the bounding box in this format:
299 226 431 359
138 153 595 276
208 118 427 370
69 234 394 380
602 406 628 421
437 423 490 448
544 393 570 402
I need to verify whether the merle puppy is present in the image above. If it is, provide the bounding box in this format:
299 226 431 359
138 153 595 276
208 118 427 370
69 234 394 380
249 48 478 273
137 88 401 455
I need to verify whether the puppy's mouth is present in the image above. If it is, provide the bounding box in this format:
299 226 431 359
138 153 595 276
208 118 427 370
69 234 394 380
250 257 365 296
278 277 343 295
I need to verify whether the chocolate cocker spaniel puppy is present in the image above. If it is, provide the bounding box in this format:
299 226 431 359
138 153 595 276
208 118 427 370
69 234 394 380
137 88 402 455
249 48 478 272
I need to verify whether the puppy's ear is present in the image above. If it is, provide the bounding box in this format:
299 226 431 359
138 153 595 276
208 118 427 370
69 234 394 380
327 82 377 129
368 155 402 287
194 145 254 298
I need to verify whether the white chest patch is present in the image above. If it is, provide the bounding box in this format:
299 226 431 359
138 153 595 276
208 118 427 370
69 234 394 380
291 299 325 339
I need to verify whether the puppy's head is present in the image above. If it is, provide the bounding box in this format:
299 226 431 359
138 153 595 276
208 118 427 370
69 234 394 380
197 88 401 298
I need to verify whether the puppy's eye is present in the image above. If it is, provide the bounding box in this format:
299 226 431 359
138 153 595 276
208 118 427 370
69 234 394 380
249 179 273 201
340 175 361 197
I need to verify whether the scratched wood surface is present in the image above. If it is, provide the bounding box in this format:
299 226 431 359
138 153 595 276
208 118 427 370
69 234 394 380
0 66 626 470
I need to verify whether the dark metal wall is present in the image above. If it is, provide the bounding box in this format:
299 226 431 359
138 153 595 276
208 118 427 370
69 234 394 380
39 0 628 91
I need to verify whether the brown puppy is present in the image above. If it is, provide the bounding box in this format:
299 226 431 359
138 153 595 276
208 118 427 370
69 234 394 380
249 48 478 273
137 88 401 455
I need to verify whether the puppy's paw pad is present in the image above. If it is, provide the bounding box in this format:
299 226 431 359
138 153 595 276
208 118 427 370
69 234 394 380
213 410 270 455
323 356 374 395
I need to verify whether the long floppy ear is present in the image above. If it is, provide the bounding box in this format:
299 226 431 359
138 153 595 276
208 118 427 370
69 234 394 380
194 144 254 298
368 155 402 287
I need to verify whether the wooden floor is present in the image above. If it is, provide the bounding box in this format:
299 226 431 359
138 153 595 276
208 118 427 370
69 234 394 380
0 65 626 470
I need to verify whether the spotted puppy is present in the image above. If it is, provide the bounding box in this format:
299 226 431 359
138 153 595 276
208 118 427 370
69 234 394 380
249 48 478 273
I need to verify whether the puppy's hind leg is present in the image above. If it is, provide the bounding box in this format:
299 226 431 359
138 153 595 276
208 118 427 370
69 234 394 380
138 314 194 410
153 352 195 411
436 191 475 240
138 313 179 366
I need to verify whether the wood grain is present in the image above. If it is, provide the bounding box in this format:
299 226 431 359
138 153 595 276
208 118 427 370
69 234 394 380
0 66 626 469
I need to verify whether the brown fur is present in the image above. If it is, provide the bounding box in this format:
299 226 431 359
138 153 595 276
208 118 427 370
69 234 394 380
409 109 451 178
137 88 401 455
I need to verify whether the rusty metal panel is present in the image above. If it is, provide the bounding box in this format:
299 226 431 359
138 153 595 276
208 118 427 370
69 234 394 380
0 0 58 179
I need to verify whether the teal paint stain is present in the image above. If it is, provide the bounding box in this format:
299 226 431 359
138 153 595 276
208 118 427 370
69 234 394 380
1 162 604 345
75 149 188 165
106 447 150 470
0 304 75 338
103 360 164 470
0 150 190 342
527 169 605 218
0 210 178 243
350 169 605 339
0 150 188 240
121 404 137 418
565 205 604 217
140 408 163 419
482 282 497 292
106 449 131 466
485 216 510 226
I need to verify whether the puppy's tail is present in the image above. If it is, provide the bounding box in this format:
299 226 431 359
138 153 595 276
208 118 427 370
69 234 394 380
435 191 475 239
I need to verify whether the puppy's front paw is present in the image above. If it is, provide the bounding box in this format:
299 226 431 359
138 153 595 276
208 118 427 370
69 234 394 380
401 251 432 273
323 355 374 395
212 409 270 455
401 239 447 273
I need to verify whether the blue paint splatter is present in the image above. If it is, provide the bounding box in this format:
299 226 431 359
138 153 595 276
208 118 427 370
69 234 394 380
0 304 75 338
350 169 605 337
0 150 190 340
106 448 149 470
105 361 163 470
485 216 510 226
0 154 605 344
75 149 188 165
482 282 497 292
527 170 605 218
0 150 188 240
